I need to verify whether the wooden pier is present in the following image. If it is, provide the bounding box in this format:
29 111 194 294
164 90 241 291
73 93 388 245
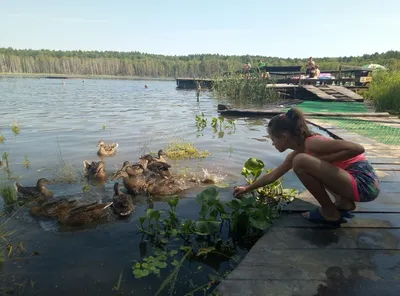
177 79 366 102
217 119 400 296
216 104 390 118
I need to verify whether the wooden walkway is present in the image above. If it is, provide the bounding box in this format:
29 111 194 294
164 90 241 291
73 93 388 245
302 85 364 102
217 119 400 296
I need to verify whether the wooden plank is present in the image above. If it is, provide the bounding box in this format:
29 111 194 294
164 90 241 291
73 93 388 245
217 279 400 296
372 164 400 171
253 228 400 250
327 85 364 101
274 213 400 228
302 85 339 100
283 191 400 213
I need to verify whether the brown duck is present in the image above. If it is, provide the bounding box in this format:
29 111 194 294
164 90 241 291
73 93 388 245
111 170 148 195
121 161 145 177
14 178 53 202
83 160 108 180
140 155 172 179
97 140 119 156
30 199 78 218
59 201 113 226
141 150 167 164
147 177 183 196
112 182 134 216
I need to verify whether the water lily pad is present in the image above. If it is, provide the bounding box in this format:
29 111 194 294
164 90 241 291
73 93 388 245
133 268 150 279
194 220 221 235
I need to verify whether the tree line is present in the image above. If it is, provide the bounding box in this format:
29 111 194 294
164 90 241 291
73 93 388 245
0 47 399 78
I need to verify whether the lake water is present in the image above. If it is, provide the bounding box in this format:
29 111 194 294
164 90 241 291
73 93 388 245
0 78 323 295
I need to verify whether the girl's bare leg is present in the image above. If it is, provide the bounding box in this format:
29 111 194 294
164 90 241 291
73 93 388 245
292 153 356 221
326 189 356 211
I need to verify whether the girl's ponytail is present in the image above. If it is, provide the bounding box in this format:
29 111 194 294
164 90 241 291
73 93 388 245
268 107 314 140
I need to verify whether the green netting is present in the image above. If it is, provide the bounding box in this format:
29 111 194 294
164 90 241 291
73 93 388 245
292 101 368 113
316 117 400 146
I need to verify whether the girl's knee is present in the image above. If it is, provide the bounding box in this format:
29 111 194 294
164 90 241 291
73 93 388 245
292 153 311 173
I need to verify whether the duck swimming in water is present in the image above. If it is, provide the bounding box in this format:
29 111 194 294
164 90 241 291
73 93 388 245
83 160 108 181
112 182 134 217
97 140 119 156
15 178 53 202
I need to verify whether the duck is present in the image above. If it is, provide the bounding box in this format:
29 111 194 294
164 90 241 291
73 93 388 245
30 199 78 218
83 160 108 180
140 154 172 179
14 178 53 202
59 201 113 226
147 177 183 196
111 170 148 195
97 140 119 156
141 150 167 164
121 161 145 177
112 182 134 217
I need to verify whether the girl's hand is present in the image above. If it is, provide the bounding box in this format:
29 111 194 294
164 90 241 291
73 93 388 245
233 186 249 198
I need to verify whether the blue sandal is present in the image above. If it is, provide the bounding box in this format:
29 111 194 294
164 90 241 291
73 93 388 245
339 210 355 219
303 208 345 226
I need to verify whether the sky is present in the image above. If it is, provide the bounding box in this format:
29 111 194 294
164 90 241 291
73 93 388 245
0 0 399 58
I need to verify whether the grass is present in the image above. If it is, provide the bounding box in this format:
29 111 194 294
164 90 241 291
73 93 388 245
53 160 78 183
2 152 9 167
365 70 400 113
23 156 30 169
0 183 17 205
212 73 280 106
53 140 78 183
165 140 211 160
11 121 20 136
0 134 4 143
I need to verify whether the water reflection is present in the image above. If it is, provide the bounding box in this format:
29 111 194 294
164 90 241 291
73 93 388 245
0 78 329 295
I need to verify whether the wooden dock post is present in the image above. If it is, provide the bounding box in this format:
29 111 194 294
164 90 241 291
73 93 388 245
195 81 201 102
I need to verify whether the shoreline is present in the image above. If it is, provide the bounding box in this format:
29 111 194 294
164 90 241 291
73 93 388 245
0 73 176 81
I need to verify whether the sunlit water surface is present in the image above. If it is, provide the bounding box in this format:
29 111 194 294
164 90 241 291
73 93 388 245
0 78 327 295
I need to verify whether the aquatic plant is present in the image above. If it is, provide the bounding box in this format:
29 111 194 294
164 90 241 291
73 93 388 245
82 183 91 193
23 156 30 169
212 74 280 105
0 134 4 144
211 116 236 136
2 152 9 168
195 113 207 131
131 158 297 294
165 140 211 160
102 124 107 130
241 157 297 202
11 121 20 136
53 140 78 183
53 160 77 183
365 70 400 113
0 183 17 205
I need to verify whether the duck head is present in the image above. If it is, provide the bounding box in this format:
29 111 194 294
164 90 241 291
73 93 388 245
36 178 51 189
111 169 129 181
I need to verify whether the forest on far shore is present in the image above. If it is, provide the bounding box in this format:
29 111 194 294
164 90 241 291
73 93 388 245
1 47 399 78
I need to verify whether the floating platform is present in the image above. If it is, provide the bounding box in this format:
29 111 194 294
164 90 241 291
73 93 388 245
217 104 390 118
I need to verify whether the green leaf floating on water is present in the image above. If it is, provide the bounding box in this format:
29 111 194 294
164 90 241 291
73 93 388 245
195 186 219 204
133 268 150 279
194 220 221 235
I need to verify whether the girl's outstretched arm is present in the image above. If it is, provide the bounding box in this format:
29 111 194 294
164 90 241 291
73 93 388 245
233 151 298 197
306 138 365 163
